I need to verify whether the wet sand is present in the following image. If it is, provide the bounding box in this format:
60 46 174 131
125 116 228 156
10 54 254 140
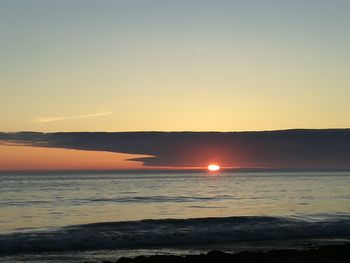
89 243 350 263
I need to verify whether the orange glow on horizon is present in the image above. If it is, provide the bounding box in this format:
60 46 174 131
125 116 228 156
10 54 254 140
0 144 148 171
207 164 220 171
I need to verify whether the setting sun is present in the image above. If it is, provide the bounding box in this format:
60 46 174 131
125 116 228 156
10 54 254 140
207 164 220 171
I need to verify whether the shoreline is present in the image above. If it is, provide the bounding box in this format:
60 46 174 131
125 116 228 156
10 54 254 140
1 241 349 262
112 243 350 263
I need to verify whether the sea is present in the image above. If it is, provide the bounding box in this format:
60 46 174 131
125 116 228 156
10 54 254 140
1 170 350 262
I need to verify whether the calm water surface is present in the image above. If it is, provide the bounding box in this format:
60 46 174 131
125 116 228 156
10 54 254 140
1 171 349 233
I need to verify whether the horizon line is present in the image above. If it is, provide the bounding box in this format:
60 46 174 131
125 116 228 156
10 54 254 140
2 127 350 134
1 167 350 174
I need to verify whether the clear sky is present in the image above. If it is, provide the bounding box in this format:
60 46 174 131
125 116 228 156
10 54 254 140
1 0 349 132
0 144 147 170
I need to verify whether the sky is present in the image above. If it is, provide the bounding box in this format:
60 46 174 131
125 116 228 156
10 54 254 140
1 0 349 132
0 144 147 170
1 130 350 170
0 1 349 170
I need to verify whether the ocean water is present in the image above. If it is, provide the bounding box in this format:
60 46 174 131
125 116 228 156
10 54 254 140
1 171 350 262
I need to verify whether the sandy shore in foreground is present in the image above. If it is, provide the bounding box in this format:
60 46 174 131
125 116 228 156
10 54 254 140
81 243 350 263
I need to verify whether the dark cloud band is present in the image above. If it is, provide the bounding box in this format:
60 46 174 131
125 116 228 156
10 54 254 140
1 129 350 169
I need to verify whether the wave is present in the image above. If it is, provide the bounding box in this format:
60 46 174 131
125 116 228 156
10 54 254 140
1 215 350 255
88 195 235 203
0 195 236 207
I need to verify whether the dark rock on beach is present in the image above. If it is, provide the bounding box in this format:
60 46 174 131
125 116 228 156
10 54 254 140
111 243 350 263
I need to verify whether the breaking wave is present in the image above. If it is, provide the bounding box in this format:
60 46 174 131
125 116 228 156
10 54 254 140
1 214 350 254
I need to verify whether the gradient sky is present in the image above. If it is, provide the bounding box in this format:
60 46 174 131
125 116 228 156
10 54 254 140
1 0 349 132
1 130 350 170
0 144 147 170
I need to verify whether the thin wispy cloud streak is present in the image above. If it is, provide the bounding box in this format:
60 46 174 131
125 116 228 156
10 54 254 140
35 112 113 123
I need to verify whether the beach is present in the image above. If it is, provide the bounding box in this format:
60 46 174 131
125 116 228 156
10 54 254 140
115 243 350 263
114 244 350 263
2 0 350 261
